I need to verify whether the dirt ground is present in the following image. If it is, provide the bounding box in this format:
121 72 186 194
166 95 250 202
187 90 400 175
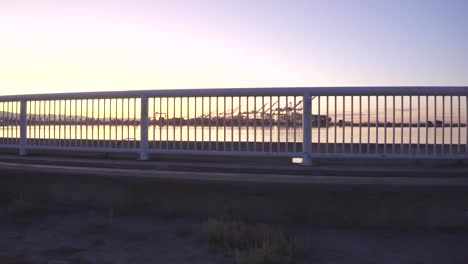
1 210 468 264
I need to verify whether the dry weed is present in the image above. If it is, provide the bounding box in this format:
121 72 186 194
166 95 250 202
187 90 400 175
200 218 306 264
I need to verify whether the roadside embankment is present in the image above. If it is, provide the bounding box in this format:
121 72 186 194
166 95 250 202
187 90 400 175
1 156 468 229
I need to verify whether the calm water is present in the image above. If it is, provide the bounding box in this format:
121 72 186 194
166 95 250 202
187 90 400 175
1 125 467 145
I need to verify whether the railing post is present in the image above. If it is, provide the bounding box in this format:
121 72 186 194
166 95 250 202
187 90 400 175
19 99 28 156
139 95 149 160
302 93 312 165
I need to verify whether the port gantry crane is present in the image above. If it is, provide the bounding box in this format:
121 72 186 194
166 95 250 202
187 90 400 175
244 102 269 121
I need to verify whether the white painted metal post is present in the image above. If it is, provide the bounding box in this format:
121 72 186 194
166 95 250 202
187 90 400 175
19 99 28 156
140 96 149 160
302 93 312 165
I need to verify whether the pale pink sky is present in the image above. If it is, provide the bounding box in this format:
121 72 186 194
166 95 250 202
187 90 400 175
1 0 467 95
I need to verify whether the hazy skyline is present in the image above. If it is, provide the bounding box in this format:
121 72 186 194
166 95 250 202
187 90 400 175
1 0 467 95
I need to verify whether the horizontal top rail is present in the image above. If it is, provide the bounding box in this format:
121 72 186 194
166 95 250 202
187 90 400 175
0 86 467 101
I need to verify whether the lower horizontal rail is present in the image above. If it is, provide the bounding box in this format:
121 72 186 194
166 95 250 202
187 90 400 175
1 138 467 159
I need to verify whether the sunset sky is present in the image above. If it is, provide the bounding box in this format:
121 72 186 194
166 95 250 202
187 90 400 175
1 0 467 96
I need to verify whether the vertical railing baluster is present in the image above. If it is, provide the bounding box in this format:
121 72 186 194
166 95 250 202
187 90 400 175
400 96 404 154
367 96 370 154
41 100 45 145
254 96 258 153
466 95 468 154
159 97 162 150
15 102 21 145
79 99 83 147
326 96 329 154
114 98 118 148
425 96 429 155
173 97 176 150
111 98 114 149
102 99 105 149
238 97 242 152
417 96 420 154
208 97 212 151
263 96 266 153
56 100 60 147
39 100 43 145
28 101 31 146
247 96 250 152
187 97 190 150
166 97 169 150
409 96 412 154
384 96 387 155
376 96 379 154
19 99 28 156
310 96 313 154
96 99 100 148
85 99 89 148
334 96 338 154
124 98 127 149
35 100 42 146
450 96 453 154
11 102 14 145
318 96 321 153
465 95 468 153
457 96 461 153
34 101 38 146
33 100 37 146
74 99 77 147
269 96 272 154
1 102 4 144
180 97 183 150
216 97 219 151
109 99 113 149
392 96 396 154
302 93 312 165
16 102 20 145
140 95 149 160
277 96 280 153
342 96 345 153
231 96 234 152
442 96 445 154
358 96 361 154
51 100 57 147
223 96 226 151
133 98 137 150
434 96 437 155
93 99 96 148
285 96 288 153
59 100 63 147
194 97 197 151
350 96 353 154
1 102 3 145
201 97 205 151
69 99 72 147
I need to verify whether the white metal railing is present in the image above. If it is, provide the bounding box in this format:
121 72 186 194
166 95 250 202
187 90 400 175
0 87 467 164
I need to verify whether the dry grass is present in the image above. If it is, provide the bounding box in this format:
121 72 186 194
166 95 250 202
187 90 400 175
200 218 306 264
